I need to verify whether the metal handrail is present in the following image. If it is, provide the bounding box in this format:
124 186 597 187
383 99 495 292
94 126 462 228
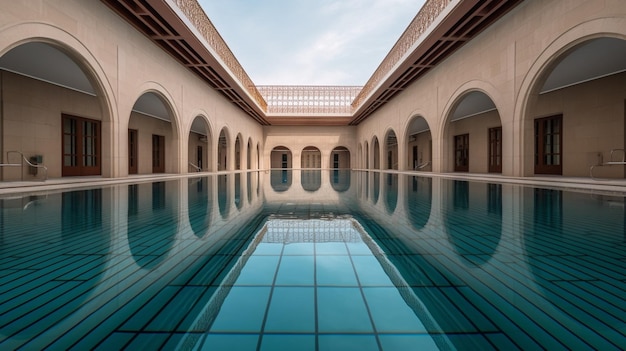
590 149 625 179
189 162 201 172
3 151 48 181
415 161 431 170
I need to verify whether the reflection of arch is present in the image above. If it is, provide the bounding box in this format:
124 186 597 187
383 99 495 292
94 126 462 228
218 174 230 218
330 169 351 192
247 138 253 170
517 27 626 177
372 136 381 169
246 172 253 203
188 177 212 237
217 128 230 171
405 114 432 171
234 173 242 210
440 86 501 173
443 180 501 266
188 114 212 172
330 146 351 169
129 89 180 174
270 145 292 169
384 173 398 214
301 146 321 168
270 169 292 192
302 169 322 192
384 129 398 170
128 182 177 268
405 175 432 230
371 172 380 204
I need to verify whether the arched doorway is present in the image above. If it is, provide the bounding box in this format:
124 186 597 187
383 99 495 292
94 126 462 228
523 37 626 177
129 91 178 174
0 41 111 179
444 90 501 173
234 134 242 170
270 146 292 169
217 128 229 171
330 146 351 169
406 116 432 171
301 146 321 168
247 138 253 170
384 130 398 170
372 137 381 169
188 116 211 172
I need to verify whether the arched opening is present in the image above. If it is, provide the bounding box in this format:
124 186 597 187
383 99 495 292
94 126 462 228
444 91 501 173
384 130 398 170
364 140 370 169
524 37 626 178
301 146 321 168
406 116 432 171
129 91 178 174
372 137 381 169
357 143 363 169
234 134 242 170
188 176 212 237
270 146 292 169
247 138 253 170
256 143 261 170
0 41 110 179
188 116 211 172
330 146 350 169
217 128 229 171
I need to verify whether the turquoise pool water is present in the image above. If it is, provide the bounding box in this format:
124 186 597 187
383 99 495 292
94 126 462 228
1 170 625 350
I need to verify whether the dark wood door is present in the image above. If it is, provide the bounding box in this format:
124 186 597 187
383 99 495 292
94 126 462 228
488 127 502 173
454 134 469 172
535 115 562 175
152 134 165 173
128 129 138 174
62 114 101 176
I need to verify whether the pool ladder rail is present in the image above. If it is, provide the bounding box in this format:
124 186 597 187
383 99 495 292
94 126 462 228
589 148 625 179
0 151 48 181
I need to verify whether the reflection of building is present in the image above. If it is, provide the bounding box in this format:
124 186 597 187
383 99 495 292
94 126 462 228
0 0 625 181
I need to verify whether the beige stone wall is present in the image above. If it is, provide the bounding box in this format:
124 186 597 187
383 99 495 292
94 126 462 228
264 125 356 169
0 71 102 180
531 72 626 178
357 0 626 177
446 110 501 173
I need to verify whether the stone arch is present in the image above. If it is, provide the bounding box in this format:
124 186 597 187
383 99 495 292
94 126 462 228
439 82 503 173
383 128 399 170
404 113 432 172
371 135 381 169
301 146 322 168
129 85 182 174
217 127 230 171
0 23 117 178
515 18 626 177
330 146 351 169
234 133 243 170
188 112 213 172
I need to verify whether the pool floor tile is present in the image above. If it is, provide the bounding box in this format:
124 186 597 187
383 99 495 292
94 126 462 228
352 255 396 286
316 256 358 286
234 256 280 285
260 334 316 351
275 255 315 286
362 287 427 333
318 334 379 351
378 334 440 351
201 334 259 351
264 287 315 332
317 287 373 333
209 287 271 333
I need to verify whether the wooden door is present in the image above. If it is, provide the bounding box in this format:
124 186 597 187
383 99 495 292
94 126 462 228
535 115 562 175
454 134 469 172
152 134 165 173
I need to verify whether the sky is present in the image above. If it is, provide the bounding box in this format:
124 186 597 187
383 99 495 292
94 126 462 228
197 0 426 86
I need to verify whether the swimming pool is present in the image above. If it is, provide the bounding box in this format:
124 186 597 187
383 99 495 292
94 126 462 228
1 170 625 350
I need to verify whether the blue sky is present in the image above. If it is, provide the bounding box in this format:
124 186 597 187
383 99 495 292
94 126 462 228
198 0 426 86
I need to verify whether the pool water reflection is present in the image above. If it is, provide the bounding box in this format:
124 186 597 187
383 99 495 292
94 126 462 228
0 170 625 350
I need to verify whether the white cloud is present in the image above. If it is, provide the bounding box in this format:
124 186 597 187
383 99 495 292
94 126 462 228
198 0 425 85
